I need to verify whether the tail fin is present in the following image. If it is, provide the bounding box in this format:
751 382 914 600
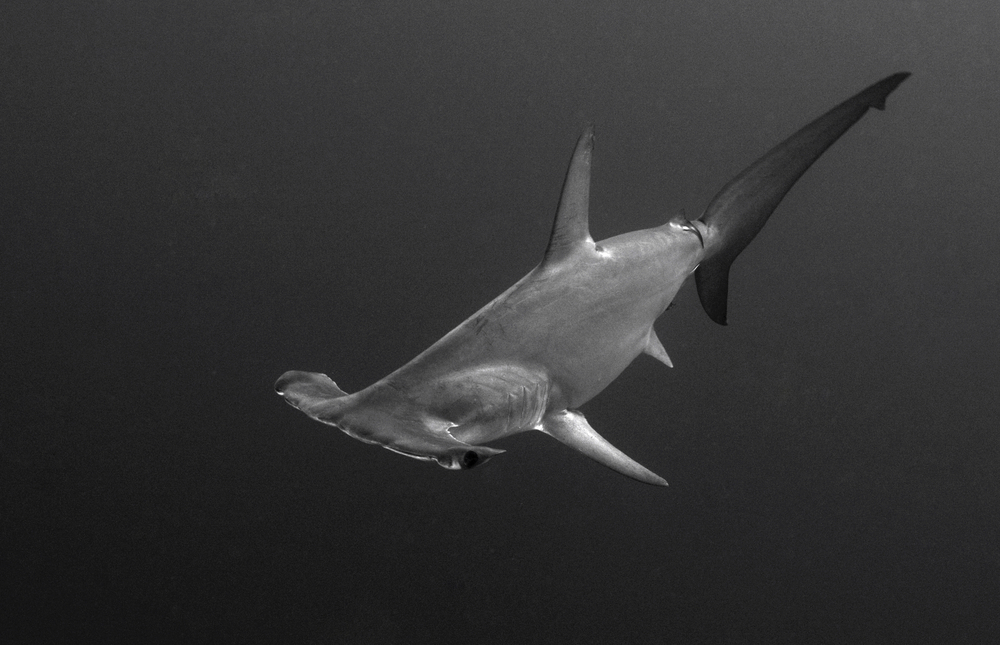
696 72 910 325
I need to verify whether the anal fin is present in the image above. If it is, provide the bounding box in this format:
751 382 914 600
541 410 668 486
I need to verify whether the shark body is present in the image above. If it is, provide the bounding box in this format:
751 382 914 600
276 73 909 486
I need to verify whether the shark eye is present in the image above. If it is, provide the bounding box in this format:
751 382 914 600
462 450 479 469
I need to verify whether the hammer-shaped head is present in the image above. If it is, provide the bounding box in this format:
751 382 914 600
275 370 504 470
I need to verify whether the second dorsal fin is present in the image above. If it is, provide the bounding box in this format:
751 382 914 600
542 126 595 267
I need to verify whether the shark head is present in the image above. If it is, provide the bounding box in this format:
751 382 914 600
275 371 504 470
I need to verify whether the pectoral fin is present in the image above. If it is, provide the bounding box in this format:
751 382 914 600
541 410 668 486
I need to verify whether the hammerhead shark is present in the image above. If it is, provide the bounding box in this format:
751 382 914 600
276 72 909 486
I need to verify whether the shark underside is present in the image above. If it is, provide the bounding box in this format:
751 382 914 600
276 72 910 486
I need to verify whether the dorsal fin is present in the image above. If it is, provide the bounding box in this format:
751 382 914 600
542 126 595 267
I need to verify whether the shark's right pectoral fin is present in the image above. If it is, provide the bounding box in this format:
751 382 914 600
541 410 668 486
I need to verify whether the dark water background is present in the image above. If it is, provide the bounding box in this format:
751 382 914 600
3 2 998 643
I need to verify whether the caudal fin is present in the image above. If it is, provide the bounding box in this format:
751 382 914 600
696 72 910 325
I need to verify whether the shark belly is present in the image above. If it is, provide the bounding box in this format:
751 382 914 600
516 230 701 407
360 225 702 486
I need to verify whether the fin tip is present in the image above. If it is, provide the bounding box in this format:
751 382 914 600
873 71 912 110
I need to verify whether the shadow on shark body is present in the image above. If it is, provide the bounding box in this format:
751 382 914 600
276 72 910 486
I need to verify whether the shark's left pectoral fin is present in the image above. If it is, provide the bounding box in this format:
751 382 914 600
541 410 668 486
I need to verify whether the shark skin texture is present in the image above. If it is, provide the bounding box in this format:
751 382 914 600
276 73 910 486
